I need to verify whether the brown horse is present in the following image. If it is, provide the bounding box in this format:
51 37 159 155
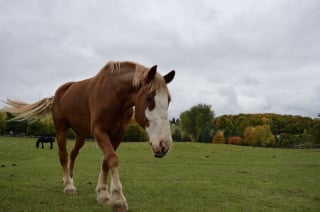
3 61 175 211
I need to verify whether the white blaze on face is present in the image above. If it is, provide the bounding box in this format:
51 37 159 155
145 91 172 157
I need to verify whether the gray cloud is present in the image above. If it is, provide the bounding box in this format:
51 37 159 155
1 0 320 118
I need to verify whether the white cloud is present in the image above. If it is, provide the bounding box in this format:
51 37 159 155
1 0 320 118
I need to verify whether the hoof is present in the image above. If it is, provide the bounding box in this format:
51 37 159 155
64 185 77 195
112 206 128 212
108 199 128 212
96 189 111 204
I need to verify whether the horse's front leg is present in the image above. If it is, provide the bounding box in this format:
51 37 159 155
96 161 111 204
109 166 128 211
94 127 128 211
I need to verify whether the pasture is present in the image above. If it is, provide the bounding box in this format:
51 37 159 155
0 136 319 211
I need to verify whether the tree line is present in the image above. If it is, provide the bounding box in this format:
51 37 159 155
0 111 147 142
1 104 320 147
172 104 320 147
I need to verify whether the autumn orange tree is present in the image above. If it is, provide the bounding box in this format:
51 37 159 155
213 113 315 147
228 136 241 145
212 130 225 144
243 125 275 147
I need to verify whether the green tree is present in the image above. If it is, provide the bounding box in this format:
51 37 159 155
27 120 46 136
214 116 234 138
123 125 148 142
278 133 300 147
5 113 28 135
180 104 214 142
311 119 320 144
41 117 55 136
172 128 182 142
234 115 253 137
0 112 6 134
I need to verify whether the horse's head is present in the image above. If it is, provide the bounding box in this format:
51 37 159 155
135 65 175 158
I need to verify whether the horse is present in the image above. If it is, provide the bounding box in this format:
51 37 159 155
36 136 55 149
3 61 175 211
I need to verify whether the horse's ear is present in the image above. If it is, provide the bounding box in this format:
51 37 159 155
164 70 175 84
145 65 157 83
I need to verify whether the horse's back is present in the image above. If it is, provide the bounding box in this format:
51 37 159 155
54 80 92 103
51 65 133 136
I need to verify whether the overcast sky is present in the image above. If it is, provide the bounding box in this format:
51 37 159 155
1 0 319 118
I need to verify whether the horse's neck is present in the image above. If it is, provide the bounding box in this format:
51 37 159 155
119 73 140 111
103 70 138 111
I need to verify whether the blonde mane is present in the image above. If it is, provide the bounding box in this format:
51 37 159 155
108 61 122 73
107 61 169 93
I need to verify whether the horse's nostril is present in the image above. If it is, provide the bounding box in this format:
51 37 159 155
154 148 168 158
155 151 164 158
159 140 167 152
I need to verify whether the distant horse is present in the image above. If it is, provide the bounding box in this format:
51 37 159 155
36 136 55 149
3 61 175 211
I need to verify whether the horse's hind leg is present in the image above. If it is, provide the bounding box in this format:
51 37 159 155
69 135 85 178
56 129 77 195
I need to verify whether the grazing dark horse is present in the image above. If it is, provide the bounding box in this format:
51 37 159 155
3 61 175 211
36 136 55 149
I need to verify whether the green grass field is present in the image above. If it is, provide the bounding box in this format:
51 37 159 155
0 136 319 212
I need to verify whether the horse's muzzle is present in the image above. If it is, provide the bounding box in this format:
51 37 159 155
150 141 170 158
152 140 169 158
154 149 168 158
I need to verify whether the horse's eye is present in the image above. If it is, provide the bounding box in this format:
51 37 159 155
145 95 155 110
145 95 153 103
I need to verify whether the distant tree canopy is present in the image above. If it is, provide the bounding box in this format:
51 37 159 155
242 125 275 147
214 113 317 147
212 130 225 144
2 108 320 147
123 124 148 142
310 119 320 144
4 113 28 135
1 112 55 136
180 104 214 143
26 118 55 136
0 112 6 134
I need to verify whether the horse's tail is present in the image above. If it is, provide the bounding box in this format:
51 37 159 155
2 97 54 121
